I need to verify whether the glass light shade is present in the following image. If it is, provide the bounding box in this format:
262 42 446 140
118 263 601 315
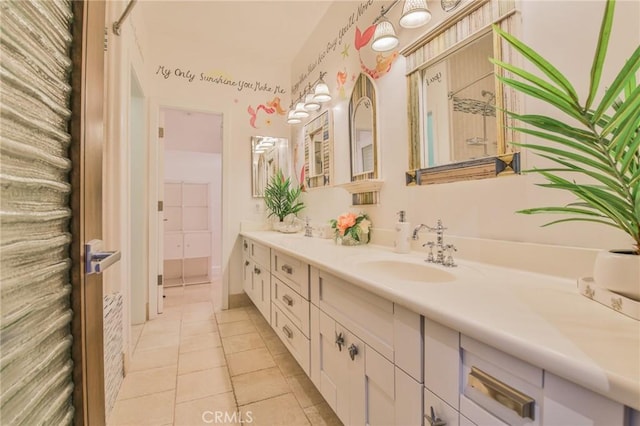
293 102 309 118
304 93 321 111
313 82 332 103
287 110 301 124
371 18 399 52
399 0 431 28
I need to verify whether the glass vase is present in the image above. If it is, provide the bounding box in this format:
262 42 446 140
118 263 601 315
335 228 369 246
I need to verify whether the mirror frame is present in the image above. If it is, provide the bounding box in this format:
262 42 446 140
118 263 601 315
303 110 333 189
402 0 521 185
251 136 289 198
349 73 378 182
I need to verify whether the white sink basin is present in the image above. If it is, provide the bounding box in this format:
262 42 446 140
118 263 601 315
356 260 456 283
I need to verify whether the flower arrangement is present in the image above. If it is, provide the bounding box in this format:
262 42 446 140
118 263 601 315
330 212 371 245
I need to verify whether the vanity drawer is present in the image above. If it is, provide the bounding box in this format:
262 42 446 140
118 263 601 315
271 303 310 375
250 240 270 269
271 276 310 337
272 250 309 299
425 387 460 426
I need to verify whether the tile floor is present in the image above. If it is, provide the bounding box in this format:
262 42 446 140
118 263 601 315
108 283 342 426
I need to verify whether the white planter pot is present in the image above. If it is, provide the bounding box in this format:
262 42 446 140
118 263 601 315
593 250 640 301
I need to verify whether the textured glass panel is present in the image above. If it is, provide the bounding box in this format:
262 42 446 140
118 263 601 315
0 1 75 424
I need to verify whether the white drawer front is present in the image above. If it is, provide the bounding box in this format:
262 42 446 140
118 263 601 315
272 250 309 299
251 241 270 268
425 387 460 426
272 304 310 375
271 277 310 337
164 233 183 259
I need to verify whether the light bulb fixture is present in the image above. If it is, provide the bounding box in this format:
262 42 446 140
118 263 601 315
304 93 321 111
313 73 331 103
293 102 309 118
286 110 301 124
399 0 431 28
371 12 399 52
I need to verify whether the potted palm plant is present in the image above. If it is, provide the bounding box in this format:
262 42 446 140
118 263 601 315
264 169 305 232
491 0 639 299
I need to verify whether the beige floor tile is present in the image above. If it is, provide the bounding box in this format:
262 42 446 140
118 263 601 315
136 332 180 352
218 320 257 337
140 319 181 337
163 295 185 308
174 392 238 426
108 390 175 426
286 374 324 409
222 332 265 354
176 366 232 403
184 301 214 314
263 334 288 356
273 352 305 377
116 365 177 400
254 320 277 337
156 306 184 321
178 346 226 375
182 319 218 337
129 346 179 372
304 402 343 426
227 347 276 376
231 367 290 406
216 308 251 324
130 325 144 349
183 309 215 323
180 332 222 353
241 393 310 426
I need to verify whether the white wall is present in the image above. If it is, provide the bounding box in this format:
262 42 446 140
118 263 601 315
290 0 639 257
164 150 223 275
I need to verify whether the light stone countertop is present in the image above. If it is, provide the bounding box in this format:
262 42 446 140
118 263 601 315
240 230 640 410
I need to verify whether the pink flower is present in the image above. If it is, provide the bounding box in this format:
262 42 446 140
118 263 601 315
337 212 357 236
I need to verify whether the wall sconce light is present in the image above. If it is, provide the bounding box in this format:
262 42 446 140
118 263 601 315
286 72 331 125
304 93 321 111
287 110 302 124
313 73 332 103
293 102 310 119
372 0 432 52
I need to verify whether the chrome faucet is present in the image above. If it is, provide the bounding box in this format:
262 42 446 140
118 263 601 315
413 220 457 267
304 217 313 237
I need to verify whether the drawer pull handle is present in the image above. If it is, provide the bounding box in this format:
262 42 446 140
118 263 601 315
335 332 345 351
254 267 261 275
243 241 248 249
282 294 294 306
468 367 535 420
282 325 293 339
348 343 359 360
281 264 293 274
426 406 447 426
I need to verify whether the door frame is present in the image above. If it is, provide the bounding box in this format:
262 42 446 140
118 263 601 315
147 100 230 317
70 1 107 424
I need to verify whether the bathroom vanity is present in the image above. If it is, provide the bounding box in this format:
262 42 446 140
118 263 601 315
240 231 640 426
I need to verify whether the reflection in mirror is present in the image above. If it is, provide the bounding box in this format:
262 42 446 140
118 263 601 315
349 74 377 181
303 110 332 189
423 32 496 167
251 136 289 197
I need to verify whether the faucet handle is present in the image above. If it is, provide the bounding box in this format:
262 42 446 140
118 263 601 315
443 244 457 267
423 241 435 263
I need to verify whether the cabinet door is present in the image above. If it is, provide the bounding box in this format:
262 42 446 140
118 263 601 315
242 256 253 297
251 263 270 321
362 346 393 426
164 233 183 259
318 311 345 421
184 232 211 258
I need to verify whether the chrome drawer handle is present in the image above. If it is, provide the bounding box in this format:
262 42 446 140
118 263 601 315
282 294 294 306
468 367 535 420
348 343 359 361
335 332 345 351
254 267 261 275
281 264 293 274
282 325 293 339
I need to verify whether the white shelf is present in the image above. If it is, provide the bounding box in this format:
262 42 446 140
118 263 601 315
337 179 384 194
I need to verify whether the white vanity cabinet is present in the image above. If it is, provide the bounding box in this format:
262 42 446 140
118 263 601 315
309 266 423 426
241 238 271 321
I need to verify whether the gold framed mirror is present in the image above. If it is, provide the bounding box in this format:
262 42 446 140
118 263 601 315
403 0 521 185
251 136 289 197
349 73 378 181
303 110 333 189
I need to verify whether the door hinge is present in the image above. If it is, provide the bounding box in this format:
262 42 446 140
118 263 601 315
158 127 164 138
103 27 108 52
157 275 163 286
158 200 163 212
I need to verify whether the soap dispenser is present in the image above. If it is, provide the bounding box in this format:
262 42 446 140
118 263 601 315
394 210 411 254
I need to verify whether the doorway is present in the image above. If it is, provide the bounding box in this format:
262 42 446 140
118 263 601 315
160 107 223 311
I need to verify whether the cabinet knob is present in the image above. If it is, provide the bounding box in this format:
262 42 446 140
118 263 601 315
245 260 250 266
348 343 359 361
243 241 248 249
254 267 261 275
335 332 345 351
426 406 447 426
281 264 293 274
282 294 294 306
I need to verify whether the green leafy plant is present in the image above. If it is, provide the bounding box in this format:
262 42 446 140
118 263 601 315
491 0 640 254
263 169 304 222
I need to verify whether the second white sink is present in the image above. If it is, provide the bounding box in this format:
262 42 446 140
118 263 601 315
356 260 456 283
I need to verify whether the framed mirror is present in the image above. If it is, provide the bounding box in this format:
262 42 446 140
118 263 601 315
251 136 289 197
349 73 377 181
303 110 332 189
403 0 521 185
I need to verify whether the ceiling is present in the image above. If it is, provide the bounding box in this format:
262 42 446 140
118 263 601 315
139 0 334 66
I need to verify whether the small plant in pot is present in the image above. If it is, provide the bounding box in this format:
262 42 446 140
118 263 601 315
492 0 639 299
264 169 305 232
